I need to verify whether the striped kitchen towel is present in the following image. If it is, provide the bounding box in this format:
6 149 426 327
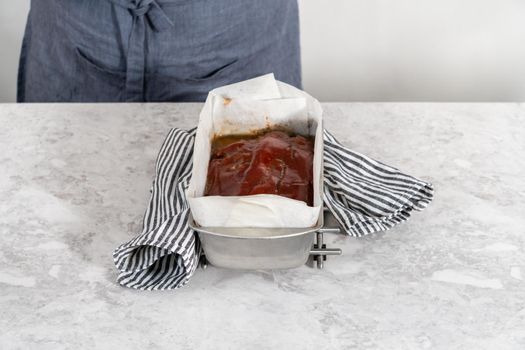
113 128 433 290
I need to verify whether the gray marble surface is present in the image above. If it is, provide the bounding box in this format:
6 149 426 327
0 103 524 350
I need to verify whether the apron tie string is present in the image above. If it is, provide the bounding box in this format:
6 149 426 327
109 0 174 101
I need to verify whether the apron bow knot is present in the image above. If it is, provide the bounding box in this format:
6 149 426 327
111 0 174 32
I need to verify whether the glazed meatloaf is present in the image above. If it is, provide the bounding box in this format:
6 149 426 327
204 130 314 206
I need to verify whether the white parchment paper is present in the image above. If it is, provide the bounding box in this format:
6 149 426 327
187 74 323 227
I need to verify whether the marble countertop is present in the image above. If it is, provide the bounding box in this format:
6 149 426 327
1 103 524 349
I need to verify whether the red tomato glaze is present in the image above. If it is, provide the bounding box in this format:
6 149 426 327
205 130 314 206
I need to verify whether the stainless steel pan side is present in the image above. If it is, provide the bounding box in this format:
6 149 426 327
189 213 323 270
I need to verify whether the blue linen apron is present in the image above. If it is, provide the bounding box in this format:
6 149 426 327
17 0 301 102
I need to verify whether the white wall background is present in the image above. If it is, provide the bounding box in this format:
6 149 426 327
1 0 524 102
0 1 30 102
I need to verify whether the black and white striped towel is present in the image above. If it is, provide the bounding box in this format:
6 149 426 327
113 128 433 290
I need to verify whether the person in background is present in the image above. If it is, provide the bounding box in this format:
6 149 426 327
17 0 301 102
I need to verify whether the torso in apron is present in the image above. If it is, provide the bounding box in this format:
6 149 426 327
18 0 301 102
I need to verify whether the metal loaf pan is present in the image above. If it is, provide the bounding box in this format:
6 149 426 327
190 120 326 270
191 158 324 270
189 212 323 270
